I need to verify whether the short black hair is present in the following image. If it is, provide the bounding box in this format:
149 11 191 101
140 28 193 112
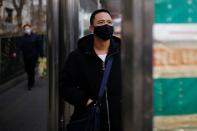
90 9 111 25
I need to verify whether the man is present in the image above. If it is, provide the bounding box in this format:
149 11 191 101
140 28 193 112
61 9 122 131
16 24 43 90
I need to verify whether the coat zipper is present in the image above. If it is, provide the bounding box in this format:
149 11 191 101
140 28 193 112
102 61 105 71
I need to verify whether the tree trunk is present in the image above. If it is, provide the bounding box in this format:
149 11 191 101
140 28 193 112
12 0 25 32
38 0 43 32
31 0 34 25
17 12 22 31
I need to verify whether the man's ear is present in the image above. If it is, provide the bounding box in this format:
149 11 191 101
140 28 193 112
89 25 94 33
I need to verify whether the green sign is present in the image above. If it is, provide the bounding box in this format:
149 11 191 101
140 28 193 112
155 0 197 23
154 77 197 116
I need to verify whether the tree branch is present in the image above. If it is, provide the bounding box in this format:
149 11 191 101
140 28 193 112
12 0 19 10
19 0 25 9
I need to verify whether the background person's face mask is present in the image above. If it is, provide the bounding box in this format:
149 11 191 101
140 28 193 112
24 28 32 35
94 25 114 40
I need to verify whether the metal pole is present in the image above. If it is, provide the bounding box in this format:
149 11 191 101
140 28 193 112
47 0 60 130
0 38 1 74
121 0 153 131
59 0 79 130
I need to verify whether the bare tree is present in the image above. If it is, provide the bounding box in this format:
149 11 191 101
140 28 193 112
0 0 3 7
38 0 43 14
37 0 43 32
12 0 25 31
30 0 35 26
30 0 43 32
0 0 2 23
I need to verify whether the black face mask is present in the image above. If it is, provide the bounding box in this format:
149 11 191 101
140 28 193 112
94 25 114 40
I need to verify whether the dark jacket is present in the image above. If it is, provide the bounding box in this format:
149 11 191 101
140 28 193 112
61 34 122 131
16 33 43 59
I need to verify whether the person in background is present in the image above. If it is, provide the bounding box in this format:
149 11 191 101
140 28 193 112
60 9 122 131
16 24 43 90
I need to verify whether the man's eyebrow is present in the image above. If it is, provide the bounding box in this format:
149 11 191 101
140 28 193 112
97 19 112 22
97 20 105 22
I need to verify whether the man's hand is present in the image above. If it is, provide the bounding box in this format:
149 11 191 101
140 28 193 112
86 99 93 106
12 53 16 57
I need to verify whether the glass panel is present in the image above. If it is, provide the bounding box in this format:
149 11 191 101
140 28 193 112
153 0 197 130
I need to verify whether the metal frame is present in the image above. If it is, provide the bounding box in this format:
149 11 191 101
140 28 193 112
121 0 153 131
59 0 79 130
47 0 60 131
48 0 79 130
0 38 1 73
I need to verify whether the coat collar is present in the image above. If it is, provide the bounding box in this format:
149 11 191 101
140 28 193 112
77 34 121 56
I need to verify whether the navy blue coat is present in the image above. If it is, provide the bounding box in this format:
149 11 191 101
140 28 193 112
60 34 122 131
16 33 43 59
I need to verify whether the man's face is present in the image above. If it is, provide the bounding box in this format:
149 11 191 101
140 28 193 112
93 12 113 27
24 26 32 34
90 12 114 40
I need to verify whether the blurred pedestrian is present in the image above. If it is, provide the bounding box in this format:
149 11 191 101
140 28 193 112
16 24 43 90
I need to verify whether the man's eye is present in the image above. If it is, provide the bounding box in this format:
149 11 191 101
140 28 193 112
107 21 112 24
98 21 105 24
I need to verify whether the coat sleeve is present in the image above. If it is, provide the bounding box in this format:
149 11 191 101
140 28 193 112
60 52 89 107
35 34 44 57
15 37 22 55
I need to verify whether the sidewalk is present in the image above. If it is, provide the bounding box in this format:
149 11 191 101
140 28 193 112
0 76 48 131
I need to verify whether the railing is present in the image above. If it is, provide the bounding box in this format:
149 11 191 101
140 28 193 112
0 36 24 84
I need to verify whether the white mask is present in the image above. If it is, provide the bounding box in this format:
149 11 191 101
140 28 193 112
24 28 32 35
